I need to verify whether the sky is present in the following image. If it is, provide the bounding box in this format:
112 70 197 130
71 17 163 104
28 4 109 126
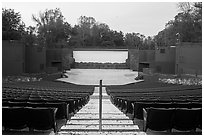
2 2 179 37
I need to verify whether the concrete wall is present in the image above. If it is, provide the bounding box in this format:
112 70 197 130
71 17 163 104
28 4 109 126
74 62 128 69
154 46 176 74
2 40 25 76
25 46 46 73
139 50 155 63
128 49 139 71
46 48 74 71
62 48 74 70
139 50 155 71
176 42 202 75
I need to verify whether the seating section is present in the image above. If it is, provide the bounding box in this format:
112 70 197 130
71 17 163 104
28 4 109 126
3 107 58 133
107 81 202 133
2 82 94 133
143 108 202 132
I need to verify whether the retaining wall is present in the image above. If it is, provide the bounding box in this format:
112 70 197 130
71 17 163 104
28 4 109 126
176 42 202 75
74 62 128 69
2 40 25 76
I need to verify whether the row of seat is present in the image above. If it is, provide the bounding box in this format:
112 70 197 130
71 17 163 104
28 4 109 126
3 101 70 120
107 81 201 90
107 84 202 133
3 107 62 133
134 101 202 120
109 91 201 120
3 81 95 93
3 84 92 115
2 82 94 133
107 85 201 105
3 96 89 117
143 107 202 132
107 85 201 94
3 86 94 94
111 96 202 118
107 86 202 97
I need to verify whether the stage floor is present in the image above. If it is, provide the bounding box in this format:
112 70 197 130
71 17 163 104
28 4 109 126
57 69 143 85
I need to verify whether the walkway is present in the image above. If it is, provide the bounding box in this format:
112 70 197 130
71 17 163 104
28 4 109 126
58 87 146 135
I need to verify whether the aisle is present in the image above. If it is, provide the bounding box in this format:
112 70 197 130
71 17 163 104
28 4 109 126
58 87 146 135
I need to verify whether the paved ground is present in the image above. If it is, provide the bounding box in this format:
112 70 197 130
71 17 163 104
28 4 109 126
57 69 143 85
58 87 146 135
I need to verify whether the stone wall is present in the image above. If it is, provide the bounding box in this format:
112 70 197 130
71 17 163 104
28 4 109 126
2 40 25 76
138 50 155 71
154 46 176 74
139 50 155 63
128 49 139 71
25 46 46 73
46 48 74 71
176 42 202 75
74 62 128 69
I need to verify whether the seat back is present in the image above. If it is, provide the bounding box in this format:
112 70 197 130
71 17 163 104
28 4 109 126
27 102 69 120
27 107 57 132
145 108 175 131
4 101 28 107
197 108 202 129
134 102 155 119
173 108 201 131
44 102 69 120
2 107 28 130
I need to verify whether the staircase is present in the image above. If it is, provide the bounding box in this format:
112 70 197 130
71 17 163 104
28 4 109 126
58 87 146 135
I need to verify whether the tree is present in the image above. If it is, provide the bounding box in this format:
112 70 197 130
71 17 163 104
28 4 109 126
77 16 97 47
22 26 37 46
112 31 125 47
177 2 193 13
142 36 155 50
32 8 71 48
154 2 202 47
2 8 25 40
124 33 143 49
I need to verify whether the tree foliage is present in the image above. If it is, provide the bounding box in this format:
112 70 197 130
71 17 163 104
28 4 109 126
32 8 71 48
4 3 201 49
154 2 202 47
2 8 25 40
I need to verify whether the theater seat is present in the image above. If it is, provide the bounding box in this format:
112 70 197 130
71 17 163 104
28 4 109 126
2 107 28 130
143 108 175 132
27 107 58 133
172 108 201 131
197 108 202 130
134 102 155 120
27 102 69 121
44 102 69 121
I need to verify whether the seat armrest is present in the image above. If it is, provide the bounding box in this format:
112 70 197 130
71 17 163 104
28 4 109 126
143 108 148 132
52 108 58 133
66 103 69 120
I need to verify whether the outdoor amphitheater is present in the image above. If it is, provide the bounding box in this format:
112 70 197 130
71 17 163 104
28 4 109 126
2 50 202 135
2 2 202 135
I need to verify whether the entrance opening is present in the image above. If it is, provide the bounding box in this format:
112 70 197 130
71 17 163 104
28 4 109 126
51 61 62 71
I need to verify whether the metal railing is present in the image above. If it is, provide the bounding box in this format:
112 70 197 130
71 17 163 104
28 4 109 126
99 80 102 132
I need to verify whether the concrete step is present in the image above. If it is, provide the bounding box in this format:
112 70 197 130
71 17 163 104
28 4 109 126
61 124 139 131
90 96 110 99
67 119 133 125
58 131 146 135
76 112 126 115
72 113 130 119
58 86 146 135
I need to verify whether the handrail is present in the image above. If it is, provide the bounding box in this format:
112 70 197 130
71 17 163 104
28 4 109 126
99 80 102 132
